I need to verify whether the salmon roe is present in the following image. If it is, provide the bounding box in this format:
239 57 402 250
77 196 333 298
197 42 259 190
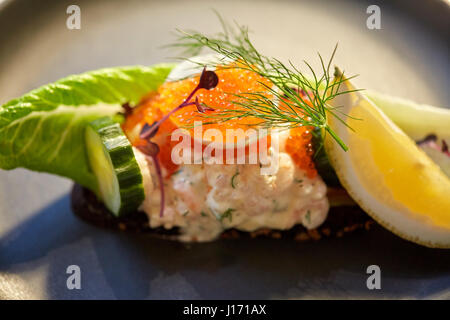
157 65 271 135
123 65 317 177
285 126 317 179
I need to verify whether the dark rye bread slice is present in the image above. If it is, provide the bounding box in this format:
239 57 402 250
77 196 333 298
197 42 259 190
71 184 374 242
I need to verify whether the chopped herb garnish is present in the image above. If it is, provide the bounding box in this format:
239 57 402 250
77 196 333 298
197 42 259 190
201 211 208 217
220 208 236 222
272 199 279 212
294 178 303 184
231 170 240 189
305 210 311 224
171 169 183 176
272 199 287 213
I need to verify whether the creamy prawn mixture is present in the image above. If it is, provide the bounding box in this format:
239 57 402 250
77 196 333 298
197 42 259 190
133 132 329 242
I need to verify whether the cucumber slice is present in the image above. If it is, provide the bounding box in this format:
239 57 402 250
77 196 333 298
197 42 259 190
85 117 145 216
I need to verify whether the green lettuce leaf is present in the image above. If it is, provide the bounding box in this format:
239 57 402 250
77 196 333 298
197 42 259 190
0 64 174 191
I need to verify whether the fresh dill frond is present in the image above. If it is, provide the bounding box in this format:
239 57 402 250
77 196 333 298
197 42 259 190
169 17 360 151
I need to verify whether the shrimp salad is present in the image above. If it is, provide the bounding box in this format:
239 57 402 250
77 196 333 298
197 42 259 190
134 131 329 242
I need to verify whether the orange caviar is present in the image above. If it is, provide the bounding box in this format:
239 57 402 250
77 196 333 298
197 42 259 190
123 65 318 177
157 65 272 135
122 97 180 174
285 126 317 179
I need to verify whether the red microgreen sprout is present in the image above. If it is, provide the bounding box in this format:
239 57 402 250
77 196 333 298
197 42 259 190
140 122 159 139
442 140 449 155
195 97 215 113
121 102 133 117
417 134 450 157
136 67 218 217
136 140 160 156
140 67 218 140
136 142 164 217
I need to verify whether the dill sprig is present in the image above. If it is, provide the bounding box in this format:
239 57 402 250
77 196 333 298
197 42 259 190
169 18 359 151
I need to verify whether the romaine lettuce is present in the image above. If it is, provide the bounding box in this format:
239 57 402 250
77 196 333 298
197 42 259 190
0 64 174 191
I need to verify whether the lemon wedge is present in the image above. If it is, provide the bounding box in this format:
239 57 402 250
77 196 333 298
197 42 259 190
325 69 450 248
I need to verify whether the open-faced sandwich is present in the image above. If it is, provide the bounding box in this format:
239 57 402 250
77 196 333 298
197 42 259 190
1 21 449 247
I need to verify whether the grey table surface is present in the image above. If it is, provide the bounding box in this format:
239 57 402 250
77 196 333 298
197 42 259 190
0 0 449 299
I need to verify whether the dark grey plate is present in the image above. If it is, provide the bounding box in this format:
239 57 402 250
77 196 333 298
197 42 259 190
0 0 449 299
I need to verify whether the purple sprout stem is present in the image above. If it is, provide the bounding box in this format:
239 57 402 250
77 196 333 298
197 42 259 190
136 67 219 218
140 86 200 140
150 154 165 218
139 85 201 218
